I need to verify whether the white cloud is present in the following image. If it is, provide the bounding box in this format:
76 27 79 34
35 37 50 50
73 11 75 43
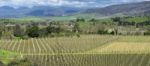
121 0 150 2
0 0 149 7
0 0 95 7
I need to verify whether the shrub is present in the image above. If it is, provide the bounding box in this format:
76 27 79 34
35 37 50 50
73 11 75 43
0 31 2 39
0 61 4 66
144 31 150 35
97 30 108 34
21 36 29 40
38 28 48 37
26 25 39 38
46 26 62 34
65 32 74 37
76 33 80 38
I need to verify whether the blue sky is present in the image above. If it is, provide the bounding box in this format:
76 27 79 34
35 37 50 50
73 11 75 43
0 0 149 8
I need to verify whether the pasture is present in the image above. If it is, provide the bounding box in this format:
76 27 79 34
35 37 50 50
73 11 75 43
0 35 150 66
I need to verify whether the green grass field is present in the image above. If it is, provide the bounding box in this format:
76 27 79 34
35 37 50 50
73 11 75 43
0 50 22 65
125 17 150 23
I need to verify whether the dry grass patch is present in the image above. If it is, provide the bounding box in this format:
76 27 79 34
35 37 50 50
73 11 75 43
90 42 150 54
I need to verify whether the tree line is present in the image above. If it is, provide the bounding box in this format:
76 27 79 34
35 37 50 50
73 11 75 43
1 16 150 39
0 21 81 39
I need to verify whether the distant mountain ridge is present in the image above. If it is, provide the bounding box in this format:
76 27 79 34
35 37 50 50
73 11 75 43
83 1 150 16
0 6 83 18
0 1 150 18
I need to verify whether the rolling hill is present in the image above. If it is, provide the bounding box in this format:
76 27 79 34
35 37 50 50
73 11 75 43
83 1 150 17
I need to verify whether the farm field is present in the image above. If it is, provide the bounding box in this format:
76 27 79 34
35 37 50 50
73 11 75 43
89 36 150 54
92 42 150 54
1 35 150 66
0 35 117 54
1 0 150 66
23 54 150 66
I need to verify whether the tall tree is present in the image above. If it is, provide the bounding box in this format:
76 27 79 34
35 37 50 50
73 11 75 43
14 24 24 37
73 22 80 33
111 17 121 35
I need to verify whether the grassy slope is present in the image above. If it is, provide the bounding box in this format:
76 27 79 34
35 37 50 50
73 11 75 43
0 17 47 23
0 15 149 23
50 16 150 23
0 50 22 65
11 17 47 23
124 17 150 23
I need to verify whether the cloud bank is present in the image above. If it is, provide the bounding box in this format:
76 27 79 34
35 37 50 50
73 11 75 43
0 0 149 7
